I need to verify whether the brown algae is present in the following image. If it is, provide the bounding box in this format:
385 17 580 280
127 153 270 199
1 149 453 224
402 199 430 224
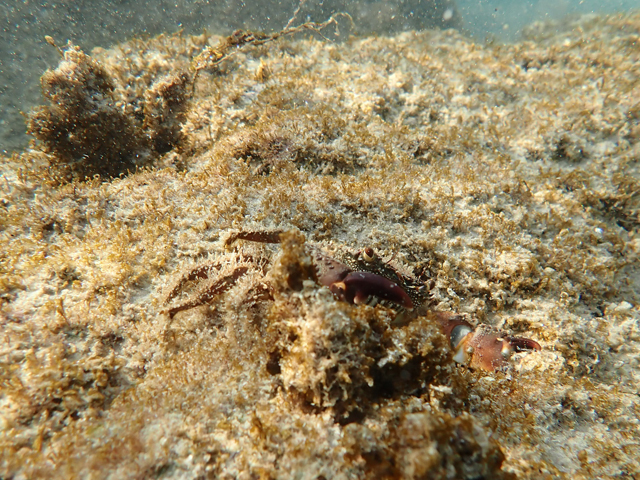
1 11 639 479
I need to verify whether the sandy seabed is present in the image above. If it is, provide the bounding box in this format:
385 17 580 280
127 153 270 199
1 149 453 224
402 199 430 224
1 11 639 480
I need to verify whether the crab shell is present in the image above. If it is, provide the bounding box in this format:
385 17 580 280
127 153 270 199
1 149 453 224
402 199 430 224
224 231 419 310
434 312 541 371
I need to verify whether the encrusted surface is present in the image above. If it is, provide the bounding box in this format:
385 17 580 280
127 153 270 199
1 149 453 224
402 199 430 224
1 12 639 479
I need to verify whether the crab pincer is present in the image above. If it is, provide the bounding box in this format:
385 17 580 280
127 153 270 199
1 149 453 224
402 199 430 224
329 271 414 309
434 312 541 372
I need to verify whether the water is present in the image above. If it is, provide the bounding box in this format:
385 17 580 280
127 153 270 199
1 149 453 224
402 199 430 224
2 2 639 478
458 0 640 39
0 0 639 154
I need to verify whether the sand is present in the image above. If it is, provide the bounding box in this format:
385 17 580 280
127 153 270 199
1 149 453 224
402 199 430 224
0 10 639 479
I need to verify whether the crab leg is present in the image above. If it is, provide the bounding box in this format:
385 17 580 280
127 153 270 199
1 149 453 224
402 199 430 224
225 230 284 247
163 262 223 306
164 266 249 318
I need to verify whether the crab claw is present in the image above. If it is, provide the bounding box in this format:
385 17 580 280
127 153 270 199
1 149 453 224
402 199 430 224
433 312 541 371
461 325 541 371
503 335 542 353
330 271 414 310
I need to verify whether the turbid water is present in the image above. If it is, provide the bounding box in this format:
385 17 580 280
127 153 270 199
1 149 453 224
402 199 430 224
0 4 639 479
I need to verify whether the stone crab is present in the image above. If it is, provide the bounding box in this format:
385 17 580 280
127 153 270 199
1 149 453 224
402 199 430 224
162 230 541 372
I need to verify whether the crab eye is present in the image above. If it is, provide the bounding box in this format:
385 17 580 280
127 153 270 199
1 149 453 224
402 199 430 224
362 247 376 262
449 324 473 349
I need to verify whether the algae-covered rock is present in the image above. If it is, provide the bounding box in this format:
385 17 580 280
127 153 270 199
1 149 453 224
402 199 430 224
1 11 639 480
27 43 147 180
27 41 191 181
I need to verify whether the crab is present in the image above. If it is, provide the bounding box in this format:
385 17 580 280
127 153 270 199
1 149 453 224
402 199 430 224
162 230 541 372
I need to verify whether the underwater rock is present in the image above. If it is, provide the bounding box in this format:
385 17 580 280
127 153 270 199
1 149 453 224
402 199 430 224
27 42 190 181
143 71 191 155
2 10 640 480
27 43 149 180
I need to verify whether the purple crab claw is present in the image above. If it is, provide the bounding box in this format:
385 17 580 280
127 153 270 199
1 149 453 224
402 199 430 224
329 271 414 310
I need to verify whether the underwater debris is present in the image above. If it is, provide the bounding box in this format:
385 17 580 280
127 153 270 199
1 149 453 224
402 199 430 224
345 409 514 480
552 133 590 163
214 107 363 175
27 10 355 181
26 40 191 181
